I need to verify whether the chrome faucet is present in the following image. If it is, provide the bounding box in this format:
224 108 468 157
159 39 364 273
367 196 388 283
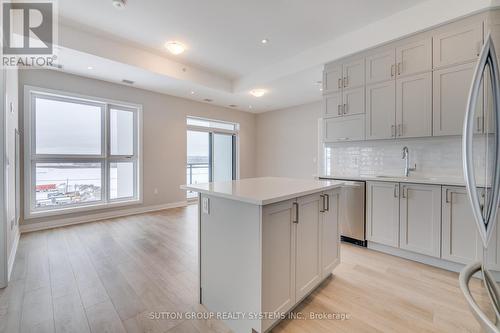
402 146 416 177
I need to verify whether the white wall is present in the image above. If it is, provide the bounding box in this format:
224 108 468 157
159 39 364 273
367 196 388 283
5 68 19 279
256 101 322 179
19 69 257 227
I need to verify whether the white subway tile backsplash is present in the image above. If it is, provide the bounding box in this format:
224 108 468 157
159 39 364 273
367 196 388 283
325 136 491 181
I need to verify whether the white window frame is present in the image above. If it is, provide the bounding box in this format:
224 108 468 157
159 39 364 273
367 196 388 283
186 116 240 182
24 86 143 219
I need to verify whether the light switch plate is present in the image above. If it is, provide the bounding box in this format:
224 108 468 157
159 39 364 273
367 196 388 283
202 197 210 215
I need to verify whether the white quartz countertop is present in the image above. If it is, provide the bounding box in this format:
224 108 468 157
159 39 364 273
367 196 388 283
180 177 344 205
319 175 469 187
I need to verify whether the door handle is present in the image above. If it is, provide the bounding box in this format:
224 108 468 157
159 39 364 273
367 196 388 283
338 78 342 89
343 103 348 114
338 104 342 115
394 184 399 198
391 125 396 138
320 195 325 212
325 194 330 211
398 124 403 137
445 189 450 203
401 186 406 198
343 76 348 88
391 64 395 78
397 62 402 75
293 202 299 223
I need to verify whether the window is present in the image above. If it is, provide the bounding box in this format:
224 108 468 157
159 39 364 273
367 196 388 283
186 117 238 199
25 87 142 217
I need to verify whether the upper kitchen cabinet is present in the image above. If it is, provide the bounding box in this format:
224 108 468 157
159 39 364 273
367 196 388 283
342 87 364 117
486 10 500 52
433 62 483 136
323 92 343 117
433 17 483 69
324 114 365 142
395 38 432 77
342 58 365 89
323 64 343 94
366 80 396 140
366 49 396 84
396 72 432 138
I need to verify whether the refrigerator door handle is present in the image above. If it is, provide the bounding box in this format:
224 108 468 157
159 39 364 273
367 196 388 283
463 34 500 248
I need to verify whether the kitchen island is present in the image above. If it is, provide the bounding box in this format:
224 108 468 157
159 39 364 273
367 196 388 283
181 177 344 333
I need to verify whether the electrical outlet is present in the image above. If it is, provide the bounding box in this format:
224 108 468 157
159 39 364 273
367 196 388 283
202 197 210 215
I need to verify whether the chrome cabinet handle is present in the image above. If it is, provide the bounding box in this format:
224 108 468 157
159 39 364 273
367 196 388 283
391 125 396 138
394 184 399 198
338 78 342 89
398 124 403 137
463 34 500 247
401 186 406 198
292 202 299 223
391 64 395 78
320 195 325 212
338 105 342 115
445 189 450 203
343 76 348 88
325 194 330 212
397 62 402 75
343 103 348 114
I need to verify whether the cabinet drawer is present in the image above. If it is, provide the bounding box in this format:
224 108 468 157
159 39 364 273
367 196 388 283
324 114 365 142
433 20 483 69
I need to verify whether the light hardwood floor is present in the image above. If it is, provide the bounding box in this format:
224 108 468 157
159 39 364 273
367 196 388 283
0 205 492 333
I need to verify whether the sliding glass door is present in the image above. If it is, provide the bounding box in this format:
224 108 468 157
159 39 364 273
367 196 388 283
186 120 237 198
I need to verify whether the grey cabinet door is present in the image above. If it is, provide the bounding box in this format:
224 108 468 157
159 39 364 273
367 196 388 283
323 92 342 118
396 72 432 138
295 193 322 301
442 187 481 265
399 184 441 258
366 181 400 247
366 80 396 140
366 49 395 84
324 115 365 142
321 189 341 278
343 58 365 89
342 87 365 117
323 64 343 94
433 19 483 69
396 38 432 77
433 62 483 136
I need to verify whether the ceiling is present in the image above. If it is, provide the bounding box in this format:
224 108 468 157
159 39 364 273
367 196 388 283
52 0 491 113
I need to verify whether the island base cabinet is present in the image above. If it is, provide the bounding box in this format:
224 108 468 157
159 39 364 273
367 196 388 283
261 189 341 332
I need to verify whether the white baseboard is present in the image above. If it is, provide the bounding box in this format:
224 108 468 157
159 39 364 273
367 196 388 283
7 229 20 280
20 201 188 233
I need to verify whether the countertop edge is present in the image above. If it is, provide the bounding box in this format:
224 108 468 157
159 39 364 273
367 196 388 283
180 183 344 206
319 175 468 187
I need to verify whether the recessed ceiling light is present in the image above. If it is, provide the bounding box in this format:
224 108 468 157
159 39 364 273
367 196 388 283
87 66 93 70
165 41 186 55
319 88 323 91
112 0 127 9
250 89 267 97
261 38 269 44
248 105 253 109
190 91 195 95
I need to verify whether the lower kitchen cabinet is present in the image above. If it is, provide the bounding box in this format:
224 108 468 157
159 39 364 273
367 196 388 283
321 189 341 278
261 189 340 332
441 186 481 264
366 181 400 247
399 184 441 257
295 193 323 300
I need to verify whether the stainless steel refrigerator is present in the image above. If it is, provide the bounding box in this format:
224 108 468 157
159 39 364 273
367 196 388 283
461 34 500 333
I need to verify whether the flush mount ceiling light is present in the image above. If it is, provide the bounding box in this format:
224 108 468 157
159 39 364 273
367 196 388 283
87 66 93 70
261 38 269 44
112 0 126 9
250 89 267 97
165 41 186 55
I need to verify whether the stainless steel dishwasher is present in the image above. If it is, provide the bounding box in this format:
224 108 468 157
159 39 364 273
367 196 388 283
339 181 366 246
